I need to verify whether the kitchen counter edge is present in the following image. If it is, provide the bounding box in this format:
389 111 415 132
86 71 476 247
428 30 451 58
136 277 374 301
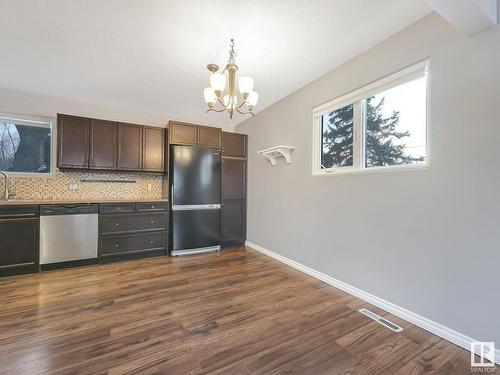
0 198 169 206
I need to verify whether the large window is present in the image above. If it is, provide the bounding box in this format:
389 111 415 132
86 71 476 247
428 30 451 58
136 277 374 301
313 61 429 175
0 113 53 175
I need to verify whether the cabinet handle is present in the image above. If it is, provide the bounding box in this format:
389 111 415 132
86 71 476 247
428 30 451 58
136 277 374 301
115 244 119 247
115 223 120 226
116 207 121 210
150 221 155 224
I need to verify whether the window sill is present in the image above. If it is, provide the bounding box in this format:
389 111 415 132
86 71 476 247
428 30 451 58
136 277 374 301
4 172 54 178
312 163 430 177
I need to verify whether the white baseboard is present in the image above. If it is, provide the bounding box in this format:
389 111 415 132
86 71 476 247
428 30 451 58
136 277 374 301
246 241 500 366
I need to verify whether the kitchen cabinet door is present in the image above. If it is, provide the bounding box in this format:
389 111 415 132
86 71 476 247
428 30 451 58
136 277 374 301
118 123 143 171
222 158 246 200
0 217 38 273
169 122 197 145
222 132 247 158
198 125 222 149
221 200 246 247
143 126 165 172
57 114 90 169
90 119 118 170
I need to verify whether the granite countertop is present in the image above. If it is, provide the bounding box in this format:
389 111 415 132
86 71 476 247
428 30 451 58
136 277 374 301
0 198 169 206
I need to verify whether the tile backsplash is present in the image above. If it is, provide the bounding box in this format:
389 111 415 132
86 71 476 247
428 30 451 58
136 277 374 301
1 170 163 200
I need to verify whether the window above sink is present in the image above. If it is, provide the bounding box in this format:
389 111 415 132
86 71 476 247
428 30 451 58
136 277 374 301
0 113 53 176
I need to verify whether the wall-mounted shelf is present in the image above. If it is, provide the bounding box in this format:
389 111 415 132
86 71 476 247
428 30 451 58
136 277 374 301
258 145 295 166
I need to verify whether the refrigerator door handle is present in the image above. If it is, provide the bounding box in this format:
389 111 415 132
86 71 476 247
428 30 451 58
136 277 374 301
172 204 221 211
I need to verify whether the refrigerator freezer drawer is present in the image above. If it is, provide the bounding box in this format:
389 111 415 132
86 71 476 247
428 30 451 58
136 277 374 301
172 209 221 251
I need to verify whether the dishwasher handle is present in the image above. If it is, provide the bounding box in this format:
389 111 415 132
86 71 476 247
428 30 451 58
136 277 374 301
40 204 98 216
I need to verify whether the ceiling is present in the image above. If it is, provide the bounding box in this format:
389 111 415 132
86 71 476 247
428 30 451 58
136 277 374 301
0 0 432 129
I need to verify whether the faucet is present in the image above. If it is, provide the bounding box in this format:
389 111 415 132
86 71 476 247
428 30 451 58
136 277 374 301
0 171 10 200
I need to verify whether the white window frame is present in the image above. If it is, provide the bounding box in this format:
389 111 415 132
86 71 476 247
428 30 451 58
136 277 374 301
312 60 431 176
0 112 55 177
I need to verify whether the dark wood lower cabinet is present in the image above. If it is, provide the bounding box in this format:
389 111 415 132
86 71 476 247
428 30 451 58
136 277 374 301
100 232 167 257
0 202 169 277
98 202 168 262
221 200 246 247
0 206 39 276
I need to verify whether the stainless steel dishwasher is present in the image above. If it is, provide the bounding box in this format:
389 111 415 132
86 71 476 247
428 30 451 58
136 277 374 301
40 204 98 266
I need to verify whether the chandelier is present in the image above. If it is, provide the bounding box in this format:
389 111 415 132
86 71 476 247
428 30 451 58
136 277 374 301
204 39 258 119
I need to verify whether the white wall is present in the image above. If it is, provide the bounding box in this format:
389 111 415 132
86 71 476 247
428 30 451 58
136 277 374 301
237 12 500 344
0 88 170 128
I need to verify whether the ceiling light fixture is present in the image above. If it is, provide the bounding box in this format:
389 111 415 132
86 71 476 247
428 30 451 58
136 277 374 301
204 39 258 119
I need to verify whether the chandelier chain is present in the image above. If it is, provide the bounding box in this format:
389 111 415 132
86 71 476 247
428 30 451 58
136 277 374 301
228 38 237 65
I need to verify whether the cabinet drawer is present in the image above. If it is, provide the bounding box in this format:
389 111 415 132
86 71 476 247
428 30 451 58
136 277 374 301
136 202 168 212
100 203 136 214
100 232 167 256
0 205 39 218
99 213 166 235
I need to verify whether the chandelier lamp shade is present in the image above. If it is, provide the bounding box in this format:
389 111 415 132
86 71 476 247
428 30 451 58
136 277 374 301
204 39 258 119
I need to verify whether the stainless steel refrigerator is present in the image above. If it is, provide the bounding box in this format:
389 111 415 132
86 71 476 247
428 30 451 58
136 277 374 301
170 145 221 255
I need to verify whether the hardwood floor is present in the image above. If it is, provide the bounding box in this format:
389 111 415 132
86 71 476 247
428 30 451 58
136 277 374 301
0 247 475 374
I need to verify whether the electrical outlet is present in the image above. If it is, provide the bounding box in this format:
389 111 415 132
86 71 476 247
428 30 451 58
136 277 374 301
68 183 79 192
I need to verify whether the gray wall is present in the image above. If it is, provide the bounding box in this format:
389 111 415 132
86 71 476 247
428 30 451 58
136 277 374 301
237 12 500 343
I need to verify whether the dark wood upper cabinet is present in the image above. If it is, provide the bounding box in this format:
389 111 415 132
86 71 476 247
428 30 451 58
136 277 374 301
57 114 90 169
90 119 118 170
164 130 169 175
118 123 143 171
169 121 223 150
143 126 164 172
222 132 247 158
169 122 197 145
222 159 246 200
198 125 222 149
58 114 165 174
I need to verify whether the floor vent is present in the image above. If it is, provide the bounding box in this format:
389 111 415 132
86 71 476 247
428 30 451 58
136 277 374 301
359 308 404 332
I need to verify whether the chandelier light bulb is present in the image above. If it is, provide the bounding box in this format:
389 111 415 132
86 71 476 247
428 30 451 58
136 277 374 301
247 91 259 107
210 73 226 96
238 76 254 97
204 87 217 106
